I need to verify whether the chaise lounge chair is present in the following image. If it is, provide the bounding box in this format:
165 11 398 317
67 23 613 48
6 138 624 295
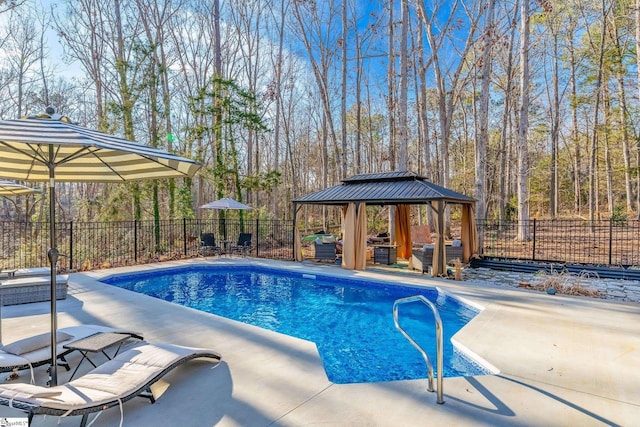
0 342 221 427
0 325 143 381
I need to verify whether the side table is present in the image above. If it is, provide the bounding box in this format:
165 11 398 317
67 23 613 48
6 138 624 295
63 332 136 380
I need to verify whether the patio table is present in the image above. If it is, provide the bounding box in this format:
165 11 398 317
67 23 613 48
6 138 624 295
63 332 133 380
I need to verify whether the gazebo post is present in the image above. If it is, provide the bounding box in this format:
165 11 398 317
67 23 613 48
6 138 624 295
293 203 303 262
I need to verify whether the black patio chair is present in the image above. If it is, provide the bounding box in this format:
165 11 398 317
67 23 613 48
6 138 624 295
230 233 252 257
200 233 221 256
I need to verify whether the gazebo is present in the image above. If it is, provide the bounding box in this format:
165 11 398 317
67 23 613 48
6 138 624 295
292 171 478 276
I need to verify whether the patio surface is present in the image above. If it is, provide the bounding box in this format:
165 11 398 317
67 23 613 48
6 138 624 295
1 258 639 426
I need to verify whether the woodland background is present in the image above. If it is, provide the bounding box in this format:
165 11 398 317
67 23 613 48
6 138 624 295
1 0 639 237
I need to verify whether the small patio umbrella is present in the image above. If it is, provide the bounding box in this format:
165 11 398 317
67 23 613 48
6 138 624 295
200 198 252 243
0 180 42 344
200 197 252 210
0 109 201 385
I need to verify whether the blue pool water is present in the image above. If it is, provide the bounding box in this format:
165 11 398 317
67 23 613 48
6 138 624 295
102 265 488 383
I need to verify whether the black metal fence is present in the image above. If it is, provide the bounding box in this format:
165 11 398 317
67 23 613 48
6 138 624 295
480 219 640 266
4 218 638 272
1 218 295 272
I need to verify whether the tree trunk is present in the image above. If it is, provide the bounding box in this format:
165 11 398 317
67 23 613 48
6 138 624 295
499 0 519 225
397 0 409 170
568 26 581 215
387 0 396 170
517 0 531 241
475 0 495 236
550 29 560 218
611 16 633 213
341 0 348 178
587 0 608 224
636 0 640 217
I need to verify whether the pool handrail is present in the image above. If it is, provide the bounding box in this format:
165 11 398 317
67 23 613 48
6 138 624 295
392 295 444 404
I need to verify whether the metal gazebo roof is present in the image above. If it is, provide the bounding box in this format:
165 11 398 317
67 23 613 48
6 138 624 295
292 171 475 206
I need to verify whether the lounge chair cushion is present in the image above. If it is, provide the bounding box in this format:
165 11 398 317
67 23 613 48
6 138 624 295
1 331 73 356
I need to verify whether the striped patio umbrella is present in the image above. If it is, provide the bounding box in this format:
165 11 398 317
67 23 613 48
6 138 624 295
0 109 202 385
0 180 41 344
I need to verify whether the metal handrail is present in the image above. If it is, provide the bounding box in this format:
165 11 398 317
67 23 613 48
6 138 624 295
393 295 444 404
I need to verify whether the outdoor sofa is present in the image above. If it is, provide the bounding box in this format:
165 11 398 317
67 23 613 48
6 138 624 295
0 342 221 427
0 275 69 306
412 244 464 274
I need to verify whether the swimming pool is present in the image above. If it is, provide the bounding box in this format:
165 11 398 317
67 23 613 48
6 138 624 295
102 265 488 383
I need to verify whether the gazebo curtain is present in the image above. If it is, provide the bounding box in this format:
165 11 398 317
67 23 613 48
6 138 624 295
294 205 303 261
430 200 446 276
461 203 478 262
342 202 367 270
394 204 412 259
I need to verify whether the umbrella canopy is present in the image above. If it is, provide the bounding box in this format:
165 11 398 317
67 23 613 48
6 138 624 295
200 197 252 210
0 179 42 197
0 180 41 344
0 110 202 385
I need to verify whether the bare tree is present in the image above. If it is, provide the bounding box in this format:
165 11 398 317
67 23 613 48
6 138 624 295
291 0 341 191
3 9 41 117
412 0 482 234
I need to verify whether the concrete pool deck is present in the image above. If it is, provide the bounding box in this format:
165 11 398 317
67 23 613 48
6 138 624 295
1 257 638 426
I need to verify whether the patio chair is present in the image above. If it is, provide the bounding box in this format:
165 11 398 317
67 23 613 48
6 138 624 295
229 232 252 257
411 244 464 274
199 233 221 256
369 232 390 245
314 241 336 262
0 325 143 382
0 342 221 427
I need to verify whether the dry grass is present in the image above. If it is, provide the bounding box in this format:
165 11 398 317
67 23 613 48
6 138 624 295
518 269 601 298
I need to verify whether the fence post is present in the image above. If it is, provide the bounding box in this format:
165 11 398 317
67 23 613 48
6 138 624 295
134 220 138 263
609 220 613 266
532 219 537 261
69 220 74 271
183 218 187 257
291 219 296 261
255 218 259 258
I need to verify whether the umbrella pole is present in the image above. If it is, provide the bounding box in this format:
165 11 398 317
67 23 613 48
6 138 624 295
48 155 59 387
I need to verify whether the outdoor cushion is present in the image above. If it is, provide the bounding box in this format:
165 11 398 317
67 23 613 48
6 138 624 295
1 331 73 356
